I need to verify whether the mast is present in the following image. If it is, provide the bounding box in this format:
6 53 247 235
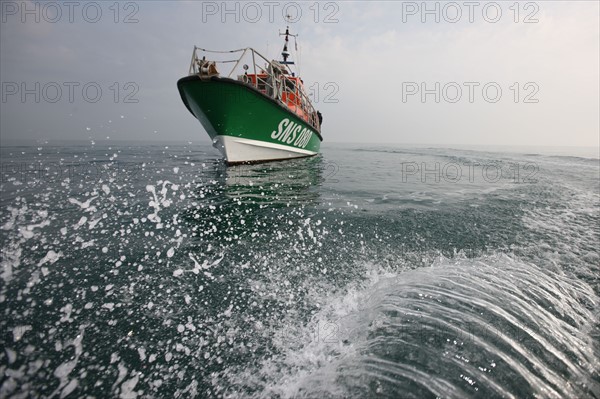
279 15 297 66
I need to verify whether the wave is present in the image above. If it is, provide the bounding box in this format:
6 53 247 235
220 253 600 398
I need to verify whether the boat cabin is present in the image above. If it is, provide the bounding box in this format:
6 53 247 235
241 72 311 124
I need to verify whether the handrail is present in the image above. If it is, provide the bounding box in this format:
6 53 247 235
194 47 246 53
188 46 321 132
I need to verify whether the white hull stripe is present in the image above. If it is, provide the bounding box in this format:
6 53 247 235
213 135 317 163
230 137 316 155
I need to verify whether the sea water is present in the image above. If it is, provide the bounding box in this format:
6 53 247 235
1 142 598 398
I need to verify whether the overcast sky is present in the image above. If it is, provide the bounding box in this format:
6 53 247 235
1 1 598 147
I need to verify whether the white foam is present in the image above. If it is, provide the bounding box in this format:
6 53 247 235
119 375 139 399
68 196 97 210
137 348 146 362
60 379 78 398
38 250 62 266
5 348 17 364
12 325 32 342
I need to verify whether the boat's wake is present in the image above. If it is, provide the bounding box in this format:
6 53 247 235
218 254 600 398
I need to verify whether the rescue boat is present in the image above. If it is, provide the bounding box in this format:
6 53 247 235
177 23 323 165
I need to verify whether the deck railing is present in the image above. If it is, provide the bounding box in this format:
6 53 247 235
188 46 321 132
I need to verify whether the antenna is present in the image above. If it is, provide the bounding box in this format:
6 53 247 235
295 40 301 77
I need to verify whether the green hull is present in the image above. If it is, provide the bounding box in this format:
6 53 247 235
177 76 322 164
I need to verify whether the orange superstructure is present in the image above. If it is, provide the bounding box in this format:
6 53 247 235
244 73 312 124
